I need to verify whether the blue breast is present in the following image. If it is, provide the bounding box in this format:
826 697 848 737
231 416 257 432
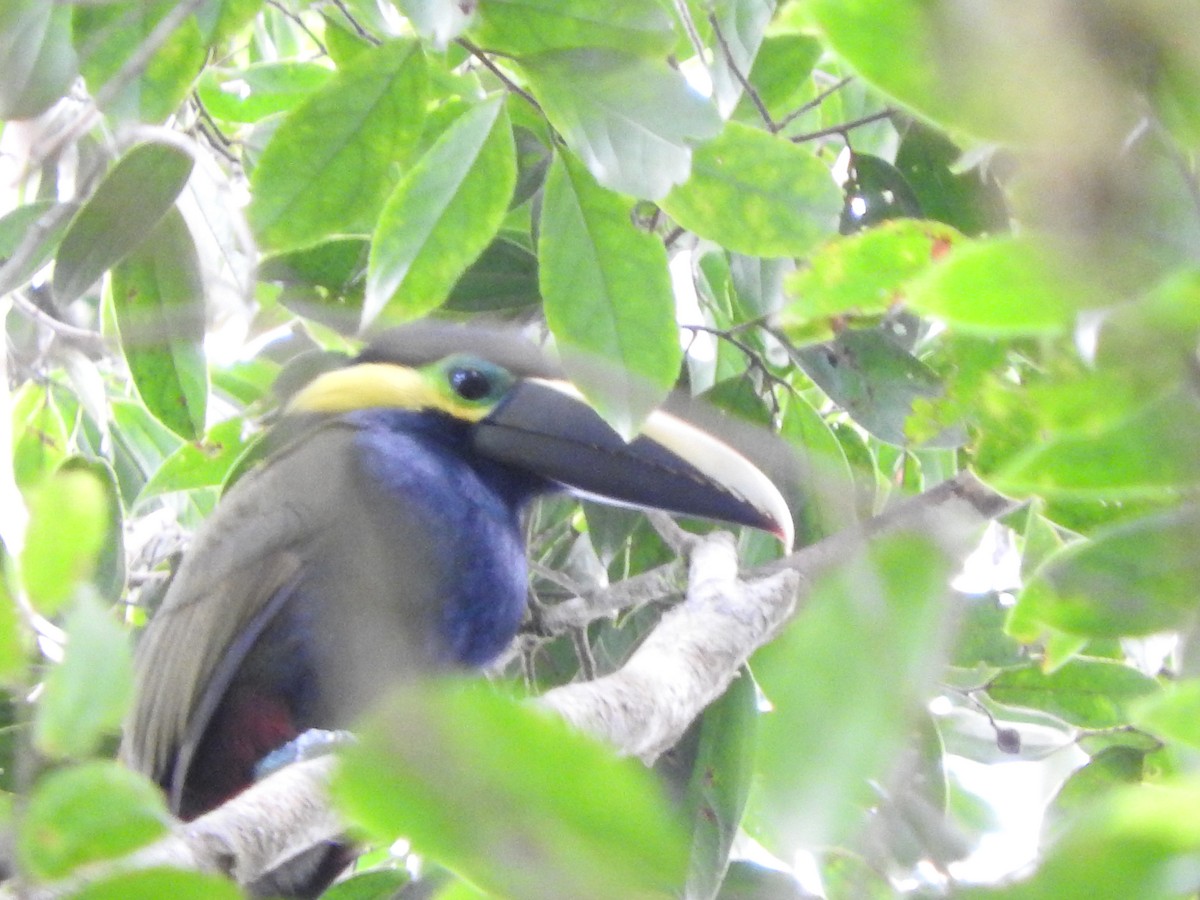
349 409 547 667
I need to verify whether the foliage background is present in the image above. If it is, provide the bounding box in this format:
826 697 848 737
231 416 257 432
2 0 1200 897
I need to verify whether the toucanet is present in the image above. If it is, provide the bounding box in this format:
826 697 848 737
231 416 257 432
120 323 793 896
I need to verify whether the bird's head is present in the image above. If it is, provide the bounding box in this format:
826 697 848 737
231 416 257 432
286 324 795 549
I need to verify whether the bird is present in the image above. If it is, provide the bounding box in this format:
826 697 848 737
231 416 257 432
120 322 793 896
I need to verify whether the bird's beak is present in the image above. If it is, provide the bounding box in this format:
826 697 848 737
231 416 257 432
473 379 795 550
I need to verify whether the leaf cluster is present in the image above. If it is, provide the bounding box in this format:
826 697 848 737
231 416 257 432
2 0 1200 898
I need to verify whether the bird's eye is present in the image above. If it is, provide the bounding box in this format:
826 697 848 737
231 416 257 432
448 366 493 401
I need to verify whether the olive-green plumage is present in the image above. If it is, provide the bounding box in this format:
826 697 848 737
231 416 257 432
120 324 792 896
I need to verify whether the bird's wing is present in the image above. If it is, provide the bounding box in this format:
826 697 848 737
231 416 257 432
119 423 356 794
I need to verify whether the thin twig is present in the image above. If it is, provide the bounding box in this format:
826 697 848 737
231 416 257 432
672 0 709 72
681 323 794 400
456 40 541 110
327 0 381 44
570 628 597 681
777 75 854 130
790 108 895 145
528 560 589 598
265 0 328 55
708 13 775 130
9 294 110 356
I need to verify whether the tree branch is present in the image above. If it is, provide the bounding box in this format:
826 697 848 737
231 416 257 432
5 472 1017 896
539 532 799 761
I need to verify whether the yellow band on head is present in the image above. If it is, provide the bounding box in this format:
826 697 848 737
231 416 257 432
287 363 492 422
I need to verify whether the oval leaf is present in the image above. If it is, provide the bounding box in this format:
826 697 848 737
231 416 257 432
33 595 134 759
19 469 109 615
752 534 956 850
111 208 208 440
138 418 256 501
333 680 689 900
662 122 842 257
471 0 675 56
987 658 1160 730
905 235 1097 336
1015 506 1200 638
365 97 516 326
0 0 77 120
196 61 334 123
18 761 168 881
780 219 962 332
539 152 681 437
522 49 721 201
249 40 427 252
74 0 204 123
53 141 194 305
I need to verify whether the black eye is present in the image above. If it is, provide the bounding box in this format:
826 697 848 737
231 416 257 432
449 366 493 401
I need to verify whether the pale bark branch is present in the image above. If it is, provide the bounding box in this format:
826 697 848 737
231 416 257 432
4 472 1017 896
539 532 799 761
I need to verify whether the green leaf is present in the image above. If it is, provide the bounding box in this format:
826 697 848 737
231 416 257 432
443 237 539 312
840 154 924 231
17 761 168 881
0 0 77 119
1014 507 1200 639
248 40 427 252
1096 268 1200 391
320 868 411 900
736 32 823 123
777 390 858 543
987 383 1200 498
906 235 1113 336
708 0 774 117
67 867 243 900
0 201 77 296
662 122 841 257
951 594 1024 670
111 208 208 441
33 594 134 759
0 200 58 265
751 534 956 850
716 860 811 899
894 124 1008 237
59 458 125 605
957 777 1200 900
364 97 516 326
53 141 194 306
683 672 758 900
196 61 334 123
333 680 689 900
522 49 721 200
539 152 681 437
1134 680 1200 750
73 0 205 123
804 0 1040 143
987 659 1160 730
820 850 895 900
139 418 256 501
793 328 954 447
19 469 109 615
472 0 675 57
108 399 184 505
779 219 962 331
10 383 69 491
1041 746 1146 845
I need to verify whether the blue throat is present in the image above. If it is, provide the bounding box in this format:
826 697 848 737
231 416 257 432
348 408 549 667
